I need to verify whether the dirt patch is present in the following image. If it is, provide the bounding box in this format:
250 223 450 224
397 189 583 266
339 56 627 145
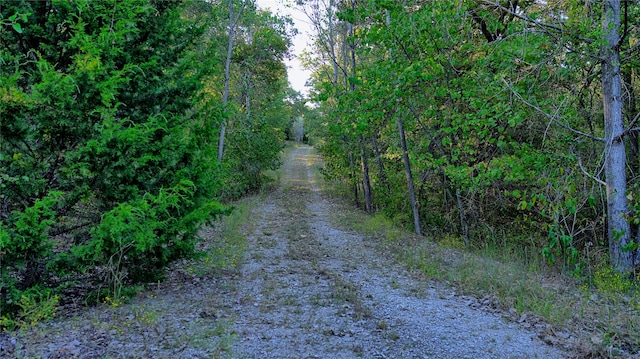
1 145 569 358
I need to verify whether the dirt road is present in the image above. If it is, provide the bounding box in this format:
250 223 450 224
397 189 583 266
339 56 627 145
2 145 568 358
226 145 566 358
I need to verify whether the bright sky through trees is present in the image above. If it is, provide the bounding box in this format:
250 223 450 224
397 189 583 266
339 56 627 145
256 0 313 95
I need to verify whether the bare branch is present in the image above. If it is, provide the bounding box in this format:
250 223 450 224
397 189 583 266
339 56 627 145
500 77 605 142
480 0 596 45
611 112 640 143
578 153 606 186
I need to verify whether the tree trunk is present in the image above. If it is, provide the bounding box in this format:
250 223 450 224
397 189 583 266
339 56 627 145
456 189 470 248
245 70 252 120
327 0 338 85
217 0 235 162
349 151 360 208
624 68 638 177
397 117 421 236
372 133 389 191
602 0 635 272
359 137 373 213
622 34 640 248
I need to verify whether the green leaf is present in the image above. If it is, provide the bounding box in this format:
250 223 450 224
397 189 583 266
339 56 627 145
621 241 640 253
518 200 528 211
12 23 22 33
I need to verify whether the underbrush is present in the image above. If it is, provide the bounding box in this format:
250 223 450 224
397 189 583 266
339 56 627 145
0 198 252 335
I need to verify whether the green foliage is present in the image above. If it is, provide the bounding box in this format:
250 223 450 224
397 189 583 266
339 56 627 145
71 180 228 283
0 12 27 33
0 192 64 319
0 0 294 324
304 0 631 277
591 265 635 296
542 226 581 275
217 8 295 198
0 192 62 264
0 286 59 330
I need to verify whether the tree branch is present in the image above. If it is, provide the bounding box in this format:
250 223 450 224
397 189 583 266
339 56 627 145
500 77 605 142
480 0 596 44
577 153 606 186
616 111 640 142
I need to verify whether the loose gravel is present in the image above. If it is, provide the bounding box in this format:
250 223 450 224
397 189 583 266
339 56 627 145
0 145 569 358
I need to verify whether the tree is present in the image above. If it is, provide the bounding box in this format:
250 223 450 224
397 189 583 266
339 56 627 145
220 5 295 196
302 0 636 273
601 0 634 272
0 0 296 322
384 7 421 235
218 0 245 162
479 0 640 271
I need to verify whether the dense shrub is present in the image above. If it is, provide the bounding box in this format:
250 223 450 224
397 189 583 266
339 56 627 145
0 0 227 322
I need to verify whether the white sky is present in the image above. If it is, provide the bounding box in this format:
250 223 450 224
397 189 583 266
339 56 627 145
256 0 313 96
